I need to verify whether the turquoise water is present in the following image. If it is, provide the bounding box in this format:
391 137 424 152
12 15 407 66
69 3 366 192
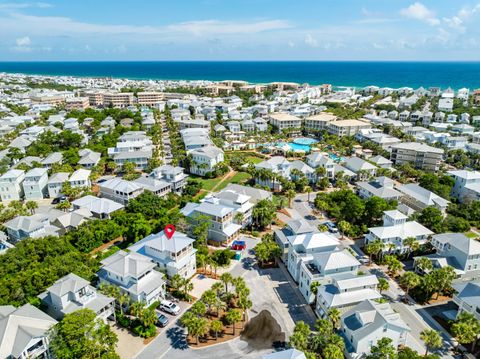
274 141 312 152
293 138 318 145
328 153 346 162
0 61 480 88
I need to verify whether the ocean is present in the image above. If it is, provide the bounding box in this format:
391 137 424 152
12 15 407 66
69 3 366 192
0 61 479 90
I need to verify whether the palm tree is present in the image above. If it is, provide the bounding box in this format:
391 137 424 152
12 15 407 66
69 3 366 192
304 186 312 202
337 220 351 240
220 273 233 294
415 257 433 274
237 295 252 322
214 297 227 317
183 278 194 301
310 281 321 307
234 212 244 226
420 329 442 356
211 282 223 296
364 239 384 263
403 237 420 257
400 272 421 298
25 200 38 214
201 289 217 315
210 319 224 340
285 189 296 208
117 293 130 315
327 308 341 330
129 301 144 318
140 307 158 328
225 309 242 336
189 317 209 345
377 278 390 294
56 200 71 212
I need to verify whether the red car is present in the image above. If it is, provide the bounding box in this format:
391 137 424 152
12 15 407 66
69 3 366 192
231 241 246 251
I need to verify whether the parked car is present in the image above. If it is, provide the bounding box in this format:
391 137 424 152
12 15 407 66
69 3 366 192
358 255 370 265
156 313 169 327
160 300 180 315
231 240 246 251
325 221 338 233
52 196 67 205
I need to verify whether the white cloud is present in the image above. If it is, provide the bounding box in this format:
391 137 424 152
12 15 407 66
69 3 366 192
304 33 318 47
16 36 31 46
0 13 291 39
0 2 51 10
287 40 295 48
167 19 292 36
400 2 440 26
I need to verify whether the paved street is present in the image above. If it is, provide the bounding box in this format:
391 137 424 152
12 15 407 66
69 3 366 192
135 236 316 359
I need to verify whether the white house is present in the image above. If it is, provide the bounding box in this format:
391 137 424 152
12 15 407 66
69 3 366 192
3 214 60 242
0 169 25 201
108 131 153 169
71 195 124 219
452 281 480 321
0 304 57 359
356 177 402 201
23 168 48 200
344 157 377 180
98 250 166 306
396 183 450 215
287 231 340 283
98 178 143 205
78 149 101 168
340 300 410 359
306 152 335 179
189 145 224 177
150 165 188 194
315 274 381 318
414 233 480 279
365 210 433 254
38 273 115 322
448 170 480 203
47 172 70 198
297 249 361 303
181 198 242 245
69 168 91 189
128 230 197 279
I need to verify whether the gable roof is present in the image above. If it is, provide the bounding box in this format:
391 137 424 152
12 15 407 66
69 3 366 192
433 233 480 255
46 273 89 297
129 230 195 255
342 299 410 340
0 304 57 358
396 183 450 208
100 250 155 278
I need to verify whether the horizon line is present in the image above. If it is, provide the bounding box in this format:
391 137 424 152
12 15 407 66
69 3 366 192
2 60 480 63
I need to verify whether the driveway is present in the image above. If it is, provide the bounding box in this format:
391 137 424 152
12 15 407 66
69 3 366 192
135 237 316 359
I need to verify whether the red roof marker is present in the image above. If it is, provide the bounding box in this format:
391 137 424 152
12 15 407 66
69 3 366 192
164 224 175 239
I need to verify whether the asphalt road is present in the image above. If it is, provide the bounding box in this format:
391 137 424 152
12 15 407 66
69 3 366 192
136 236 315 359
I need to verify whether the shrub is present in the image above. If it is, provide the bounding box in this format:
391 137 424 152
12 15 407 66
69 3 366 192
133 324 157 338
116 312 131 328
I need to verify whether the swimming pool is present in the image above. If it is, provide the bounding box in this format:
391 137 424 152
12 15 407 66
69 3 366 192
261 138 318 153
275 141 311 152
293 137 318 146
328 153 346 162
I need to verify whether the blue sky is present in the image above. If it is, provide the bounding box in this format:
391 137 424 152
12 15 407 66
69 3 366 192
1 0 480 61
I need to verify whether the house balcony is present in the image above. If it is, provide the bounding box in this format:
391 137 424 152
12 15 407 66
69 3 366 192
25 340 48 358
75 290 96 305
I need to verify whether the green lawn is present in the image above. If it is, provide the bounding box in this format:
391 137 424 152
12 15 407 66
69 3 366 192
245 156 264 164
195 171 252 192
196 177 221 191
464 231 478 239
